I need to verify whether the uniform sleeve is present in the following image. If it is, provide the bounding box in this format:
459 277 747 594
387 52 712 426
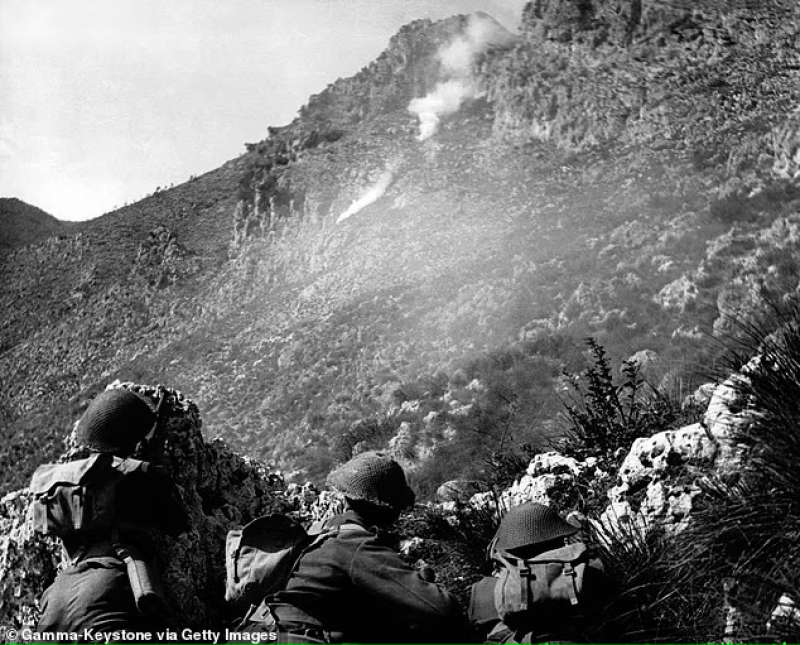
349 538 468 641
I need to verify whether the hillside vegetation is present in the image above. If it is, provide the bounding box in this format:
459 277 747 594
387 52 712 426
1 1 799 493
0 198 71 250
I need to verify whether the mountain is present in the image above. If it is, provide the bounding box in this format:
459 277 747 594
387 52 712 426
1 1 799 495
0 198 71 250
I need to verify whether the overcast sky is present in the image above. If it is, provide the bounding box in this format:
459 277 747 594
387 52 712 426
0 0 526 221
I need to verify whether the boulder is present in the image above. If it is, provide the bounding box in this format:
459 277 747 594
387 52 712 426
526 451 587 477
436 480 489 503
601 423 716 533
499 451 603 510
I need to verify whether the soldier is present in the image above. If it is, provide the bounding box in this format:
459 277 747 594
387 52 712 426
252 451 468 643
34 388 188 634
468 502 610 643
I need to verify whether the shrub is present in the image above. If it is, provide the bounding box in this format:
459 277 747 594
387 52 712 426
397 503 496 607
559 338 687 465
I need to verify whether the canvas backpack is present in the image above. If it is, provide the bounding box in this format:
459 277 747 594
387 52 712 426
491 542 593 625
225 514 309 606
29 453 153 537
225 514 366 607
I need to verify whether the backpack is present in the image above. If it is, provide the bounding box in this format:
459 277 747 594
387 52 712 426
29 453 152 537
30 454 170 617
224 515 366 607
491 542 593 626
225 514 309 605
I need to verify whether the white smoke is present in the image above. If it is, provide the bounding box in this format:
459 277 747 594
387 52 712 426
408 13 516 141
408 79 479 142
336 169 395 223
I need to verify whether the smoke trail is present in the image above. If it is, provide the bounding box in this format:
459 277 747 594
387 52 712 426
336 169 395 223
408 13 516 141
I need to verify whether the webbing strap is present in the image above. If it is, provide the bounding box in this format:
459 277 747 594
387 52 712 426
563 562 579 606
520 567 531 608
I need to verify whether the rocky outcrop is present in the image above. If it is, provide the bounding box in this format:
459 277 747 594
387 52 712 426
0 382 286 629
521 0 797 49
459 363 757 535
230 13 504 248
133 226 200 288
436 479 489 503
496 452 603 509
0 491 61 629
601 422 715 532
656 275 699 313
487 0 800 175
299 15 485 129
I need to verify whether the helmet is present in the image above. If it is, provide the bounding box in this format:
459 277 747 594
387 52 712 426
326 451 415 511
76 388 155 455
493 502 578 553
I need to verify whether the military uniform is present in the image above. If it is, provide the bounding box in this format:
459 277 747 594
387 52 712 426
36 468 188 633
36 388 188 634
38 556 155 634
264 510 465 643
246 451 469 643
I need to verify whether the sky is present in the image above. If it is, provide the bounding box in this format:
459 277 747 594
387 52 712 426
0 0 527 221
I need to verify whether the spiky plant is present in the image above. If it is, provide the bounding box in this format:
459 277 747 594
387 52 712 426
670 317 800 641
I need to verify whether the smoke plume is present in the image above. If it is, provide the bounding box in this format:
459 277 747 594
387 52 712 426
408 79 480 142
336 169 395 223
408 13 515 141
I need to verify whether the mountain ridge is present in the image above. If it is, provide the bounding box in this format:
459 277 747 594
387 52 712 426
0 198 74 250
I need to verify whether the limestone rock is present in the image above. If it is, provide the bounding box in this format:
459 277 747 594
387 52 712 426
0 490 61 629
503 473 566 507
436 480 489 503
399 536 426 557
601 423 716 532
767 593 800 634
656 275 699 313
500 451 602 510
703 372 756 470
133 226 199 288
683 382 716 410
526 451 585 477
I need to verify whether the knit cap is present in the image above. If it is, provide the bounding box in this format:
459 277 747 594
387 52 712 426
326 451 415 511
493 502 578 553
76 388 156 455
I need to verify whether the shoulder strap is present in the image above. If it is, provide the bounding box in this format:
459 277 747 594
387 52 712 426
282 521 370 585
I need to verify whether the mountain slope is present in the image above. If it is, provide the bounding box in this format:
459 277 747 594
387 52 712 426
1 2 799 493
0 198 70 249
